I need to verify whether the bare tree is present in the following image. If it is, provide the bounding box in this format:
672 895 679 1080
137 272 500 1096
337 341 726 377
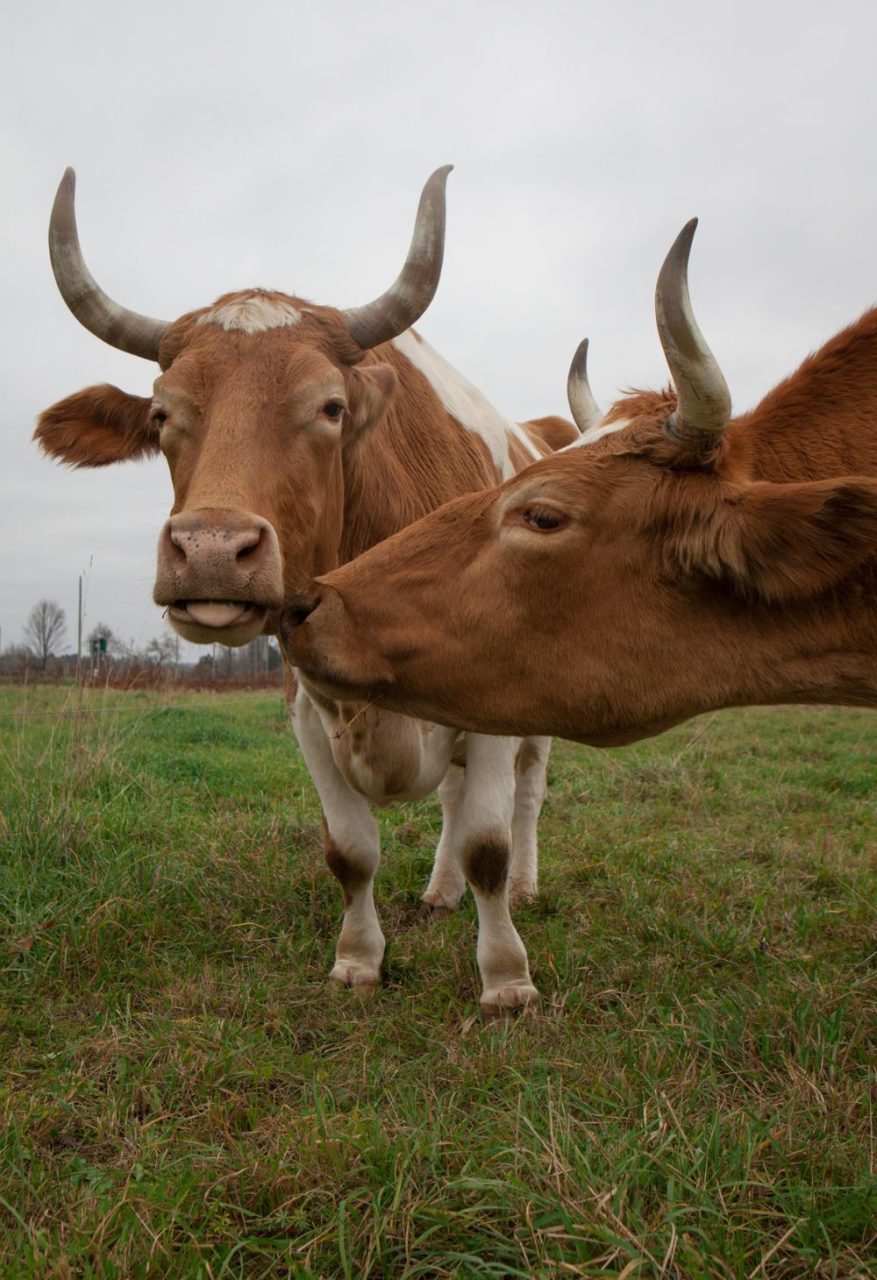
145 635 179 670
24 600 67 671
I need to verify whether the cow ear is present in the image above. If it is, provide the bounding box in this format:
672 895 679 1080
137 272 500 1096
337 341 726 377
34 385 158 467
683 478 877 601
345 363 398 436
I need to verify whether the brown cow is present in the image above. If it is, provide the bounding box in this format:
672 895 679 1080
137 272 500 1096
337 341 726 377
35 168 579 1014
283 222 877 746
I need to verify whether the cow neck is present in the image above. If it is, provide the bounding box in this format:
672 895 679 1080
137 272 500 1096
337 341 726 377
731 307 877 484
695 561 877 713
603 566 877 748
339 343 502 565
563 562 877 748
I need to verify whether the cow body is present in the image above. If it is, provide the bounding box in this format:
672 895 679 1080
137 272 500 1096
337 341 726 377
36 169 577 1014
284 227 877 745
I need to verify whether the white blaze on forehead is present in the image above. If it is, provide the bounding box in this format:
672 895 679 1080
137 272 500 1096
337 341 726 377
198 293 304 333
562 417 630 451
392 331 538 480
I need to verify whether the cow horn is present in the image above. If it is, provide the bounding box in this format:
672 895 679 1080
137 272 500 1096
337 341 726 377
49 168 170 361
655 219 731 450
567 338 602 433
343 165 453 350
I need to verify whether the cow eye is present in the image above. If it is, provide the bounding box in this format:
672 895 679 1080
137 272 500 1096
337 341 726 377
323 401 344 421
151 409 168 428
522 506 566 531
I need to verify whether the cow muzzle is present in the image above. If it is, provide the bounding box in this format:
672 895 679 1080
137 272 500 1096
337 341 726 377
154 508 285 647
280 584 395 697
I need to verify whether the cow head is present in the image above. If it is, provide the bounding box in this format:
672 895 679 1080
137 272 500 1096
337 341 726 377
283 222 877 742
35 166 451 646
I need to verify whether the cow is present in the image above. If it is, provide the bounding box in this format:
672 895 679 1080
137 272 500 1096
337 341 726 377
282 221 877 747
35 167 580 1015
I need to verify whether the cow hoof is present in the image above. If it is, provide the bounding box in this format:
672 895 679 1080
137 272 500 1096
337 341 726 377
329 962 380 994
479 984 540 1019
418 899 455 922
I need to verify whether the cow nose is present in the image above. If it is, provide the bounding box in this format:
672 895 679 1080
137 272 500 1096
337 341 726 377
284 588 322 631
154 507 285 616
167 519 266 566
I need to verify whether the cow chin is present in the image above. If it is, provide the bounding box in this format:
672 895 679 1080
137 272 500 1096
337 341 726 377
297 654 391 703
166 602 268 648
291 641 395 702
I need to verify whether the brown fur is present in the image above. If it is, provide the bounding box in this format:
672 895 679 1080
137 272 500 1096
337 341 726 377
35 386 157 467
287 305 877 745
664 477 877 602
325 839 370 908
36 295 575 617
735 307 877 480
462 833 510 894
521 415 581 454
515 738 546 771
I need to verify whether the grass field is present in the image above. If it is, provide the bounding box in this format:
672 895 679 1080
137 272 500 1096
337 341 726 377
0 684 874 1278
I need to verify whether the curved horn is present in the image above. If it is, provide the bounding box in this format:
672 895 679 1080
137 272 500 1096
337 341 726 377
49 168 169 361
566 338 602 433
655 219 731 450
343 165 453 350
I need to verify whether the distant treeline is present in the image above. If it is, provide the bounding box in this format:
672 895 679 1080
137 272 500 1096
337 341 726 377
0 635 284 689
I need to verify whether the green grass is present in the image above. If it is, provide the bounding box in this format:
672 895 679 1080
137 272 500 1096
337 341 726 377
0 685 875 1278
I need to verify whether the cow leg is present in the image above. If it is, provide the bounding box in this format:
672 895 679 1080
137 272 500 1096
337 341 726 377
456 735 538 1015
290 687 384 990
508 736 551 904
420 763 467 915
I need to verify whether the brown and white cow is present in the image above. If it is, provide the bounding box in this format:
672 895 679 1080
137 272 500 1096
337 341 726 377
35 167 579 1014
283 222 877 745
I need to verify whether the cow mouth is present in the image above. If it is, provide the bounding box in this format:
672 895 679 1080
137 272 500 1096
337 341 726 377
167 599 267 646
170 600 261 628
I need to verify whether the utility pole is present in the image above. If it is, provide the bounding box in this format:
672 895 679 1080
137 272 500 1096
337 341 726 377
77 574 83 671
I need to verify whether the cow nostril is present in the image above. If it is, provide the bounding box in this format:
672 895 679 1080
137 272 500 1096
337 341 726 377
236 529 263 561
166 526 189 564
285 591 321 630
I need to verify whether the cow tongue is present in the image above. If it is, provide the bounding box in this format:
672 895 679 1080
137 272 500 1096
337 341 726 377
185 601 249 627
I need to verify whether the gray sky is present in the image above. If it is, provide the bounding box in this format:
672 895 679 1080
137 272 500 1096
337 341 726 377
3 0 877 654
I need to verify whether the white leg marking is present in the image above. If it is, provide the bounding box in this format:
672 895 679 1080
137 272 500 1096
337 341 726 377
308 695 465 914
292 689 541 1007
454 735 538 1014
509 736 551 904
291 686 384 989
421 764 467 912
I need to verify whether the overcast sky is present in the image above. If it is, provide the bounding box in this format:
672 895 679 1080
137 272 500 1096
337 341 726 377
3 0 877 655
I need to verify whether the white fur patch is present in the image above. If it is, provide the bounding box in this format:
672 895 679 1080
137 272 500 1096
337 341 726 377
198 293 303 334
562 417 630 450
392 331 538 480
